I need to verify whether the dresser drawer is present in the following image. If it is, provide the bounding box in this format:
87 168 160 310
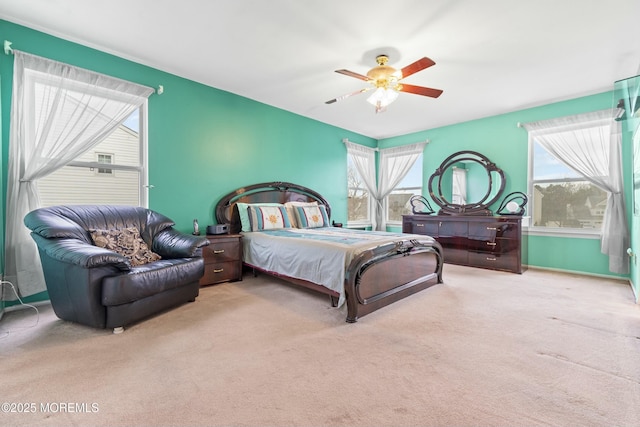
200 260 242 285
468 221 518 240
467 237 519 253
411 220 439 235
202 240 241 263
468 251 519 272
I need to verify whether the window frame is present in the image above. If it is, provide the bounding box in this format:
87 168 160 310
384 152 423 226
346 153 372 228
40 101 149 208
95 152 114 175
527 124 606 239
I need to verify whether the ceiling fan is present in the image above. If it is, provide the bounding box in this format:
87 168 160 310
326 55 443 113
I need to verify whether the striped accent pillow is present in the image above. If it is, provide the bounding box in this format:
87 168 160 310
247 205 291 231
294 205 329 228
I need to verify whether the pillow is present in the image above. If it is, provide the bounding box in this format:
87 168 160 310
294 205 330 229
236 202 284 232
247 205 291 231
90 227 161 267
284 201 318 228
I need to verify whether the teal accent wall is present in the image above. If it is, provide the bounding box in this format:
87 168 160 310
380 92 633 280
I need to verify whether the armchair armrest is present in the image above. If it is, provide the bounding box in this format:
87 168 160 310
152 228 209 258
30 233 131 271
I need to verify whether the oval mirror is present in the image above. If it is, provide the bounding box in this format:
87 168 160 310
428 151 505 215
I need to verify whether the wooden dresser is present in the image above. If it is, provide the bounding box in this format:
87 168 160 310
199 234 243 286
402 215 526 274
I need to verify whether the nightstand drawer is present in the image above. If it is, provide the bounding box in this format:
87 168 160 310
200 260 242 285
202 240 241 263
200 233 243 286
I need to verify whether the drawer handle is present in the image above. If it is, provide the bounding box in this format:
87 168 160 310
213 249 225 254
486 242 496 246
486 257 497 261
486 227 498 230
213 268 224 273
416 223 424 227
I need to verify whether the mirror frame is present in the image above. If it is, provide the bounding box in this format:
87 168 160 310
428 150 506 216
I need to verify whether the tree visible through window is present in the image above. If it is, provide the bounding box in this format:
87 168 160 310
531 137 607 230
347 156 370 223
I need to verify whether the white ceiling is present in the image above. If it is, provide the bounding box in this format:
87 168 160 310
1 0 639 139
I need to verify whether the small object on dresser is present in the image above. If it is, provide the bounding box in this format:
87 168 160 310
409 195 435 215
496 192 528 216
193 219 200 235
207 223 229 235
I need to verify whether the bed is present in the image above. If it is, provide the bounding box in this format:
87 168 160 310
215 181 443 322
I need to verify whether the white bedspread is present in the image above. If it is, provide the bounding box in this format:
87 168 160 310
241 227 430 307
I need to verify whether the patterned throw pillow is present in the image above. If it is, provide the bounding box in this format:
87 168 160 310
294 205 329 228
284 201 318 227
90 227 161 267
247 205 291 231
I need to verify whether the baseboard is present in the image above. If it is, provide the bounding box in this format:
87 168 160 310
631 280 639 304
0 273 4 321
525 265 629 282
526 265 637 303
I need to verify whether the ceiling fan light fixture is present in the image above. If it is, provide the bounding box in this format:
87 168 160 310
328 54 441 111
366 87 399 112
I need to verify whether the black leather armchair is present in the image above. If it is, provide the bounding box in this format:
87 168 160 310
24 205 210 333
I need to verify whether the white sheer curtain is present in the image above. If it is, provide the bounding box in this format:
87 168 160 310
377 142 426 231
616 74 640 212
3 51 154 298
345 141 378 229
523 108 629 274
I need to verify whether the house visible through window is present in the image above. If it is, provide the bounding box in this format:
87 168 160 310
38 107 147 207
530 130 608 231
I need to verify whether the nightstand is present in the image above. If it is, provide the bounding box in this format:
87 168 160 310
199 234 243 286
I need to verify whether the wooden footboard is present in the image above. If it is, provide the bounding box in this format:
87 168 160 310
246 238 443 323
344 238 443 322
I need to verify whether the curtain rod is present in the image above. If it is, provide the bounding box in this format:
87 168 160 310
342 138 430 150
342 138 378 151
3 39 164 95
4 40 13 55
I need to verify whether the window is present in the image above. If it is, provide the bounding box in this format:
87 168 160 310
347 155 371 224
386 153 423 223
38 106 147 207
529 123 609 232
96 153 114 175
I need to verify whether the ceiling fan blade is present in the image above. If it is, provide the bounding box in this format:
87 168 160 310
399 84 443 98
325 88 370 104
399 57 436 79
335 69 370 81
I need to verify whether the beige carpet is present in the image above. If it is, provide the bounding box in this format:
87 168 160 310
1 264 639 427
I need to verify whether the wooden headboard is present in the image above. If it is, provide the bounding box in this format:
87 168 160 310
215 181 331 233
